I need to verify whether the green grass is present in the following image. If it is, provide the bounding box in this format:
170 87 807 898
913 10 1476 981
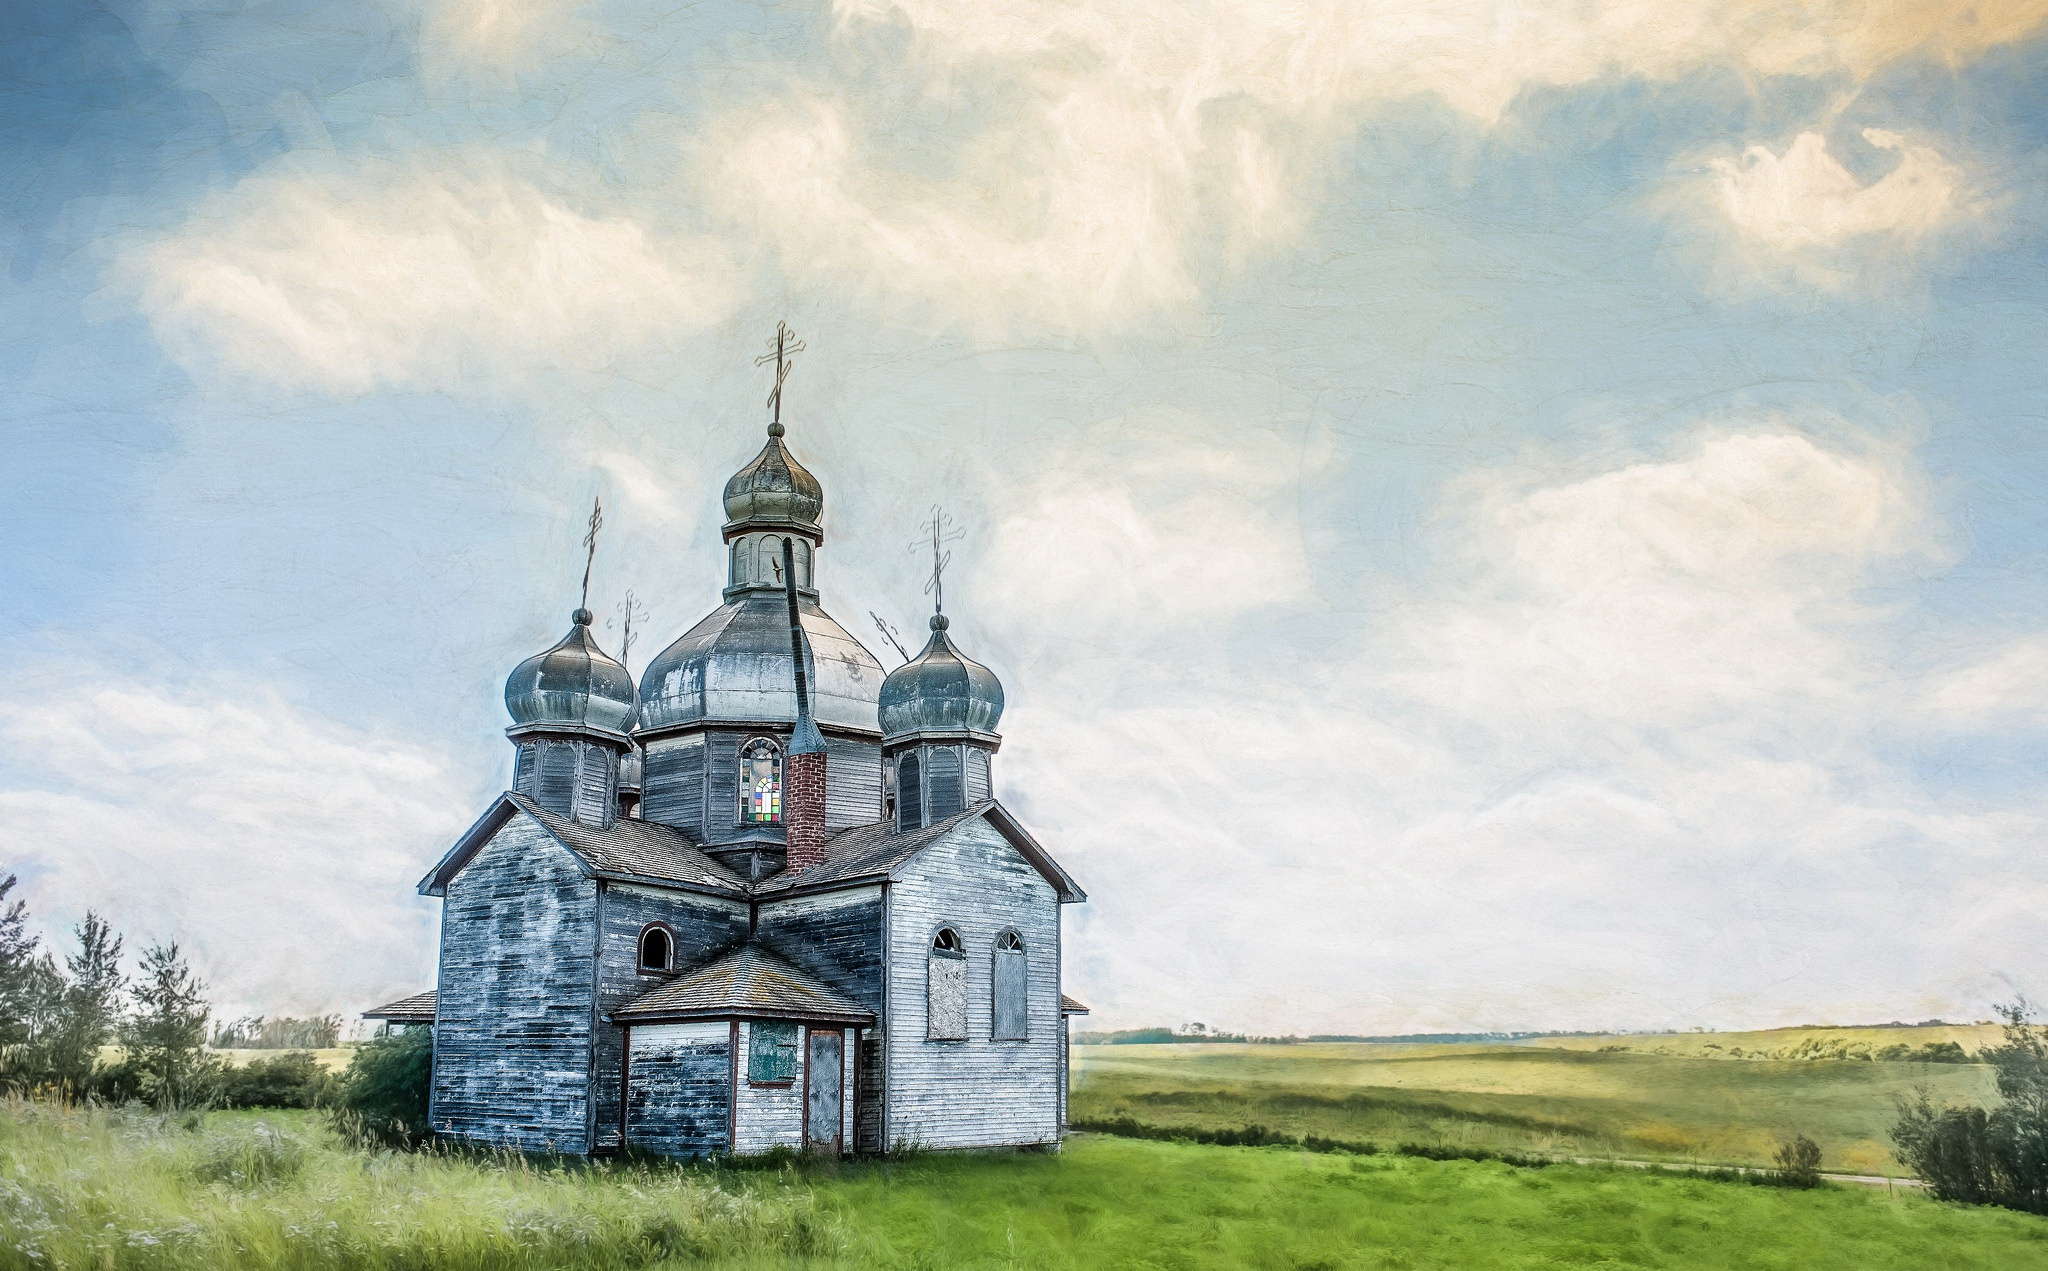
1071 1032 2000 1175
6 1102 2048 1269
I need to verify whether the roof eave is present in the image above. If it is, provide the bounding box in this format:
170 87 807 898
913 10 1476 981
977 801 1087 903
610 1008 875 1027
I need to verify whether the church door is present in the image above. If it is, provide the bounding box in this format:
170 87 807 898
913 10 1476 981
806 1029 843 1153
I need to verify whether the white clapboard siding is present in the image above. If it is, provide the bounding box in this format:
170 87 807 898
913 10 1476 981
732 1022 805 1153
882 817 1061 1150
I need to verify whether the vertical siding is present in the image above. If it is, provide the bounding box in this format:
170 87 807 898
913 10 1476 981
883 819 1062 1150
824 737 882 830
626 1023 731 1156
431 815 597 1153
703 731 744 837
590 884 749 1149
753 888 884 1011
640 736 706 832
732 1022 805 1153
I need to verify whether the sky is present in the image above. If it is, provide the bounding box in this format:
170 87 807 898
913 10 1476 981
5 0 2048 1036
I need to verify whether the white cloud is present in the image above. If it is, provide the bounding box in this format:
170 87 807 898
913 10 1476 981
1677 128 1990 290
696 0 2044 330
122 158 739 394
0 668 472 1020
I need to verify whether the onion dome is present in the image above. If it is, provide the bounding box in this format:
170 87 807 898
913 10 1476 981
723 422 822 535
638 596 882 734
878 615 1004 742
504 609 638 738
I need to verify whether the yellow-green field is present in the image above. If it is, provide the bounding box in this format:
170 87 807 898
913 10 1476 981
1072 1027 2001 1176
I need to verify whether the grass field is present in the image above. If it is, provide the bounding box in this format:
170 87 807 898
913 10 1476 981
1070 1027 2002 1175
6 1103 2048 1270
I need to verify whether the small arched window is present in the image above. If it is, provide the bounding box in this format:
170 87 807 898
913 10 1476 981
927 927 967 1041
992 930 1027 1040
638 924 674 973
897 751 922 830
740 737 782 824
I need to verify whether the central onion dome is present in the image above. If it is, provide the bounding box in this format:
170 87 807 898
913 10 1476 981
505 608 638 738
638 424 883 737
722 421 822 534
878 614 1004 742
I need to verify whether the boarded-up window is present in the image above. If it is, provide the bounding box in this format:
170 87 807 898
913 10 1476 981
897 752 922 830
513 746 536 796
927 928 967 1040
928 747 963 820
748 1022 800 1082
992 931 1027 1040
535 741 576 814
965 747 992 803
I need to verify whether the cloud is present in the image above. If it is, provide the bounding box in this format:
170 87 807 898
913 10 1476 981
121 158 739 394
1675 128 1991 290
691 0 2047 331
0 667 472 1019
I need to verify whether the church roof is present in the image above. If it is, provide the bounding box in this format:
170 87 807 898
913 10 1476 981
613 942 874 1025
753 800 1086 903
418 793 748 898
362 989 438 1022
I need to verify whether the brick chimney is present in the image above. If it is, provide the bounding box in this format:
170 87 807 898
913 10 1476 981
781 537 829 873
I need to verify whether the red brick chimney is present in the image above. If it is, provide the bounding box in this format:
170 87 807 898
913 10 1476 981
781 537 829 874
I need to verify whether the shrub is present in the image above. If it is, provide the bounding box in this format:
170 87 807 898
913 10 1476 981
1890 1001 2048 1211
1771 1134 1823 1187
217 1050 332 1109
326 1027 432 1149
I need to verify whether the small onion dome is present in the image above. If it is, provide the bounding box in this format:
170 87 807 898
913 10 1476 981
723 422 822 534
878 614 1004 742
504 608 638 738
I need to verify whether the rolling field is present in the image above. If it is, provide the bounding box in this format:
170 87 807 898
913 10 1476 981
1071 1028 2002 1175
6 1103 2048 1270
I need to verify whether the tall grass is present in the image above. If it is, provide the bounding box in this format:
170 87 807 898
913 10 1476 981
0 1101 839 1270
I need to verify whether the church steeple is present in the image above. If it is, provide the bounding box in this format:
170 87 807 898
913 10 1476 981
722 324 824 599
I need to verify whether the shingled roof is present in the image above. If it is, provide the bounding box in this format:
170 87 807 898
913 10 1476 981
362 989 438 1022
613 943 874 1025
418 793 748 898
753 800 1085 902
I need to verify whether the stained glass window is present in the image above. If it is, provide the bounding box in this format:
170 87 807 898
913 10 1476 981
741 738 782 824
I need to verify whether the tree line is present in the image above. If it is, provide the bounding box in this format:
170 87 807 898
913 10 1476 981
0 872 427 1140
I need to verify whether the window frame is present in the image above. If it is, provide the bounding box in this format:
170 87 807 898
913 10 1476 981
738 735 784 825
991 929 1028 1041
636 922 676 974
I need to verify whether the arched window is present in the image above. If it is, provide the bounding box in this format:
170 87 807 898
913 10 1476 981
992 930 1027 1040
927 927 967 1040
740 737 782 824
638 924 674 973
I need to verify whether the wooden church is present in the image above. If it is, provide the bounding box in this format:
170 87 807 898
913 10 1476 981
396 348 1088 1157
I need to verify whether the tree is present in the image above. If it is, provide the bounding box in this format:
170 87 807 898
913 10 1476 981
0 873 64 1094
327 1028 433 1148
1892 1000 2048 1212
122 941 216 1109
46 912 124 1103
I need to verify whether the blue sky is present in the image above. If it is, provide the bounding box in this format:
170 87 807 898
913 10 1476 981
5 0 2048 1033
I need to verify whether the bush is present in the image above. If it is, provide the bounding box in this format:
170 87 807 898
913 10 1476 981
217 1051 332 1109
1771 1134 1823 1187
1890 1002 2048 1212
326 1028 431 1149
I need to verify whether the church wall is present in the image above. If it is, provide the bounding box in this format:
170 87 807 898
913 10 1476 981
431 816 597 1153
591 883 749 1151
825 737 883 830
625 1022 733 1157
753 886 884 1011
882 818 1062 1151
733 1022 805 1153
639 736 706 831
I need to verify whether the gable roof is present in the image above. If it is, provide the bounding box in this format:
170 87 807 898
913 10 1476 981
418 793 747 899
362 989 438 1022
752 799 1085 903
612 942 874 1025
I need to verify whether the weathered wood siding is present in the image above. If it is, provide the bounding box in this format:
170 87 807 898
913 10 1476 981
702 731 745 838
733 1022 804 1153
883 818 1062 1150
640 736 706 831
431 815 596 1153
591 884 749 1148
754 887 884 1011
625 1023 731 1157
825 737 882 830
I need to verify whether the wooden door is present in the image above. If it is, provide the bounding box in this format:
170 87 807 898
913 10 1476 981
806 1029 843 1153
